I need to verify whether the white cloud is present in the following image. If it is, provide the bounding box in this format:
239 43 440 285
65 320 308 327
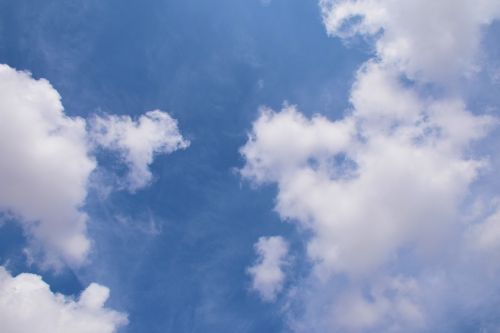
240 104 355 185
0 266 127 333
0 64 95 268
90 111 189 192
247 236 289 302
332 277 424 332
241 97 493 329
240 0 500 326
320 0 500 82
0 64 188 269
241 64 492 277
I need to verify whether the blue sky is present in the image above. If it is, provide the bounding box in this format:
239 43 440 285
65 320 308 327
1 1 500 333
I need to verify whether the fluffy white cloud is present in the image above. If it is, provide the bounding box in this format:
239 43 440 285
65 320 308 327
242 64 492 277
247 236 289 302
241 93 492 332
90 111 189 192
0 64 95 268
0 266 127 333
240 105 355 184
0 64 188 268
320 0 500 81
241 1 500 328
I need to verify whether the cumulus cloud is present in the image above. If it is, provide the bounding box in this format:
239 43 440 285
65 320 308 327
0 64 95 268
320 0 500 81
90 111 189 192
241 87 493 332
0 266 127 333
241 1 500 331
242 67 492 276
0 64 188 268
247 236 289 302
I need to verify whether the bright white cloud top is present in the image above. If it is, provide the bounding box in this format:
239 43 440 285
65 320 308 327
0 267 127 333
90 111 190 192
320 0 500 81
247 236 289 302
0 64 188 269
0 64 96 268
241 0 500 331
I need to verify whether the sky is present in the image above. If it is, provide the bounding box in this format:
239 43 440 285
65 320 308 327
1 1 500 332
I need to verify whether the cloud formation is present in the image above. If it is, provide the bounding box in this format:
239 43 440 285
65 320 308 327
0 64 189 332
0 64 95 268
0 64 188 268
241 1 500 331
90 111 189 192
0 266 127 333
242 89 491 276
320 0 500 81
247 236 289 302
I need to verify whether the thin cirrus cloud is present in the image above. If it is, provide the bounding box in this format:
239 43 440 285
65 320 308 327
241 0 500 331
